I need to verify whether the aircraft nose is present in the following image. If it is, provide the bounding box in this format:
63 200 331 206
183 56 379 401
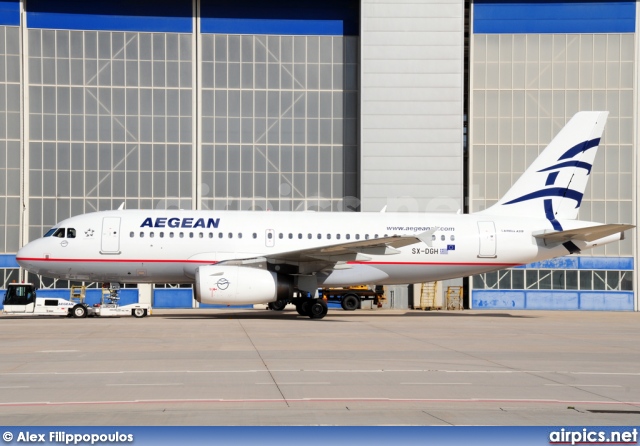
16 241 36 269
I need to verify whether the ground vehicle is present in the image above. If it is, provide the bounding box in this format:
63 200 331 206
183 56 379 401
2 283 83 317
320 285 385 311
2 283 151 318
90 284 151 318
266 286 385 312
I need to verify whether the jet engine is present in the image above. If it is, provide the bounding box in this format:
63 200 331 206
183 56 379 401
194 265 292 305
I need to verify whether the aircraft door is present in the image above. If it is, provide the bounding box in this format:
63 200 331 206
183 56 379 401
265 229 275 247
477 221 497 258
101 217 121 254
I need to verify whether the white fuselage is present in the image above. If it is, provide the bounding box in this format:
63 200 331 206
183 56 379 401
16 209 613 286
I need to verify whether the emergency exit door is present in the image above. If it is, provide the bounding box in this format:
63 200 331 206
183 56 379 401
265 229 275 247
101 217 121 254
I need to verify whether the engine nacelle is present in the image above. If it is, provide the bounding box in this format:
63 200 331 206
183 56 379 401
195 265 292 305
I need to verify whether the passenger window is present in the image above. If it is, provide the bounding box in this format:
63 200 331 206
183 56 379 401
140 232 144 238
130 232 134 238
170 232 174 238
279 233 283 239
160 232 164 238
298 233 302 239
374 234 378 238
365 234 369 240
346 234 350 240
308 233 312 239
317 234 321 239
150 232 155 238
44 299 58 307
199 233 203 238
189 233 194 238
238 233 242 239
451 235 455 241
228 233 233 238
219 233 223 238
336 234 341 240
432 235 436 241
267 233 273 239
209 233 214 238
355 234 360 240
288 233 293 239
327 234 331 239
253 233 257 239
179 232 184 238
67 228 76 238
441 235 445 241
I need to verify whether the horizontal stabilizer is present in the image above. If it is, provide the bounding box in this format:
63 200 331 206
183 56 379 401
534 224 634 244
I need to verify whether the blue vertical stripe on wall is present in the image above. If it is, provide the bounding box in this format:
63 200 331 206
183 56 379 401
474 1 636 34
0 0 19 26
26 0 192 32
200 0 359 35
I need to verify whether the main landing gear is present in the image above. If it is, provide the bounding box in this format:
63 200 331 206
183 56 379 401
268 296 328 320
295 298 328 320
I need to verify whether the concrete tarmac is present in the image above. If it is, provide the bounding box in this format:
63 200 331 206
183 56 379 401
0 308 639 426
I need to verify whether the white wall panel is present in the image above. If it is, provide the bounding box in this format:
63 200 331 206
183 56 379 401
360 0 464 212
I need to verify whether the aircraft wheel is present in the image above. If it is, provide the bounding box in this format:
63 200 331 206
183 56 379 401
269 300 287 311
309 299 328 319
72 304 87 318
295 302 306 316
133 308 146 318
341 294 359 311
300 300 313 317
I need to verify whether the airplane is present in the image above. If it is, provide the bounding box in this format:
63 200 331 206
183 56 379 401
16 111 634 319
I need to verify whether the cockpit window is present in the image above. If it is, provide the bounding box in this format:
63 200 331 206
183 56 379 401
44 228 57 237
44 228 76 238
52 228 66 238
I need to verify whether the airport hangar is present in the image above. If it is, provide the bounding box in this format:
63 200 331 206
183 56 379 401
0 0 635 312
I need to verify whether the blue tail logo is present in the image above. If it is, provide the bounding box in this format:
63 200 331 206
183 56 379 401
503 138 600 230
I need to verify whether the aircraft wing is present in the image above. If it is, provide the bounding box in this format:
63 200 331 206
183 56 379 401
219 232 432 268
534 223 634 244
266 233 429 263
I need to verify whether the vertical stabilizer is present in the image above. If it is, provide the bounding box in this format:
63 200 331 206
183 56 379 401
478 111 608 225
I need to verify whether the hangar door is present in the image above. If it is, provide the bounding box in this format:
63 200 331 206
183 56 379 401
101 217 121 254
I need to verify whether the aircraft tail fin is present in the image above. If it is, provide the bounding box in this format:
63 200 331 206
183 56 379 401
478 111 608 224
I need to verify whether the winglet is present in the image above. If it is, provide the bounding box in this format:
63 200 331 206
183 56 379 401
416 228 438 247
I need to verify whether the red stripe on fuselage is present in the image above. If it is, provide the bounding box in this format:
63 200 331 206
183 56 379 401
346 261 520 267
16 257 218 264
17 257 519 267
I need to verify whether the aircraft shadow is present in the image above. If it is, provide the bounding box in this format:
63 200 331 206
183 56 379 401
161 310 535 321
